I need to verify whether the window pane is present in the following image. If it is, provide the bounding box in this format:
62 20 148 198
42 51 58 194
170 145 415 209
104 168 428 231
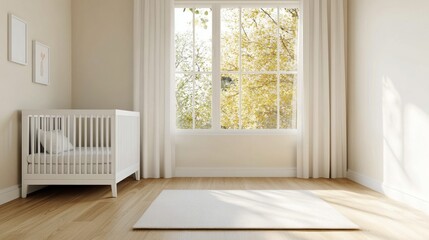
221 74 240 129
241 8 278 72
176 74 193 129
175 8 193 72
242 74 277 129
221 8 240 71
175 7 298 131
195 8 212 72
279 8 299 71
195 74 212 129
280 74 297 129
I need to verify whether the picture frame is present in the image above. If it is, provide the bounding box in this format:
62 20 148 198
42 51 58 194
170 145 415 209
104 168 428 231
8 13 28 65
33 41 50 85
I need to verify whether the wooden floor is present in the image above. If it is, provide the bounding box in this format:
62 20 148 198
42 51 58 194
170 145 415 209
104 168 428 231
1 178 428 240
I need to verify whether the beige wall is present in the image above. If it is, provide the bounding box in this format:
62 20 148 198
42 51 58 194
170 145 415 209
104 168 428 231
348 0 429 205
175 134 297 175
71 0 297 173
0 0 72 189
72 0 134 110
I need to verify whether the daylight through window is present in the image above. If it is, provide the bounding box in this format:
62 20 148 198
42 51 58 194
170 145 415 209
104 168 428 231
175 5 299 130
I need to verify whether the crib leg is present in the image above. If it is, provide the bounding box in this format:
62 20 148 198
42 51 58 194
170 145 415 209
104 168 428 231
111 183 117 198
134 170 140 181
21 183 28 198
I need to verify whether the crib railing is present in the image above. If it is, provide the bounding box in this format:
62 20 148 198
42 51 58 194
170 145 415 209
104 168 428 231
22 110 134 176
21 109 140 198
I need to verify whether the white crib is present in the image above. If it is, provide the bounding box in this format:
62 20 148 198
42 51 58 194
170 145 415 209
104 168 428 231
21 109 140 198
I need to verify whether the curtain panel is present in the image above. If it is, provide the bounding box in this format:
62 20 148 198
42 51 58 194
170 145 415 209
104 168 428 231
297 0 347 178
134 0 175 178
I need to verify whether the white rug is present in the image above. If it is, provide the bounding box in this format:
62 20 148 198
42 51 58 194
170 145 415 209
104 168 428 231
133 190 359 230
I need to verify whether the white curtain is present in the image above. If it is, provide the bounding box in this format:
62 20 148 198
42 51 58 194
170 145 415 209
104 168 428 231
297 0 347 178
134 0 175 178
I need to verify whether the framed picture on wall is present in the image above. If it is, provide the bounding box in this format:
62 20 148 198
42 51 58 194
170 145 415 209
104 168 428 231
8 14 28 65
33 41 50 85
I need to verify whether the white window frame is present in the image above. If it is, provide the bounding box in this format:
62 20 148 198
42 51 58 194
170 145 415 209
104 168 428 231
175 1 300 135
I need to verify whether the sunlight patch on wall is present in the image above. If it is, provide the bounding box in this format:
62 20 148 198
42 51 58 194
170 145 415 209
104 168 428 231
382 76 403 162
382 76 407 188
382 75 429 198
404 103 429 195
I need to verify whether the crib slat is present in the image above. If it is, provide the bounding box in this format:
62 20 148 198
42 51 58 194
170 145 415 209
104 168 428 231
106 116 108 174
30 116 34 174
89 115 94 174
106 117 108 174
35 116 39 174
54 116 57 174
84 116 88 174
101 116 104 175
39 116 43 174
59 115 66 174
57 116 59 174
73 115 76 174
95 116 99 174
61 116 65 174
53 117 55 173
100 116 105 174
43 116 47 174
25 116 29 174
55 117 59 174
55 117 57 174
48 117 52 174
79 115 82 174
67 115 71 174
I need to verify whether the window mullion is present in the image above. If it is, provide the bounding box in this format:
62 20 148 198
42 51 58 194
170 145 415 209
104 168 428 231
212 5 221 130
238 7 243 129
292 73 297 129
192 8 196 129
276 7 280 129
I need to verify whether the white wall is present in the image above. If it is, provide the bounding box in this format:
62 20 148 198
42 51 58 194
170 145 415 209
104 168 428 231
0 0 72 190
348 0 429 212
72 0 134 110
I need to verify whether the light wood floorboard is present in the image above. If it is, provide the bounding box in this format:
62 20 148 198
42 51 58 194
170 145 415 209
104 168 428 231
0 178 428 240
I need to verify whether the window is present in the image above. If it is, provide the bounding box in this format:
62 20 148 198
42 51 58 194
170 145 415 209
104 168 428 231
175 4 299 131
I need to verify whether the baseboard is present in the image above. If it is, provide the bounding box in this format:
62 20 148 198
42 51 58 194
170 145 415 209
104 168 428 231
175 167 297 177
0 185 45 206
347 170 429 215
346 170 383 192
0 185 20 205
382 184 429 215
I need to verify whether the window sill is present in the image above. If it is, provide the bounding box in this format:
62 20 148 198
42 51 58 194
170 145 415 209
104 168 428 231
175 129 298 136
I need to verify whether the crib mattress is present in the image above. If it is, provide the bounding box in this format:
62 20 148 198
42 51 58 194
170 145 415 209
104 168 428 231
27 147 112 164
27 162 112 174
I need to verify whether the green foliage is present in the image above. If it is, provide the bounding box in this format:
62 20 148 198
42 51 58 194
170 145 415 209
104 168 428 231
184 8 210 29
176 7 299 129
